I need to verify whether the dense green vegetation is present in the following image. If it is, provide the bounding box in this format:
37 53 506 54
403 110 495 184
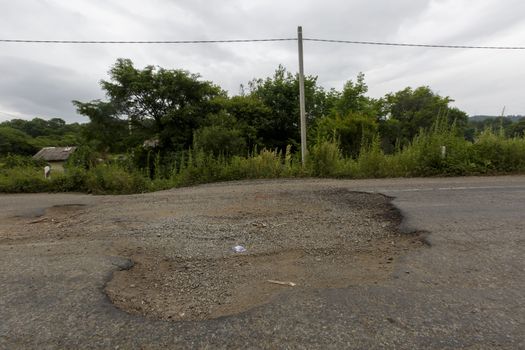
1 59 525 194
466 115 525 139
0 117 83 155
2 125 525 194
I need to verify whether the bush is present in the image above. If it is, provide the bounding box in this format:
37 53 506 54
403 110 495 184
51 167 87 192
0 154 46 169
471 130 525 173
0 127 37 156
249 149 284 178
0 167 52 193
387 122 473 176
85 165 147 194
307 140 342 177
193 125 246 157
65 145 100 169
355 136 388 178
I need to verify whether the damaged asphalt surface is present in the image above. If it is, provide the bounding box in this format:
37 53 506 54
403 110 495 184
1 176 525 349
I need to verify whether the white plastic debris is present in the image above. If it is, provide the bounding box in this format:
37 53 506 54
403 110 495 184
232 245 247 253
267 279 296 287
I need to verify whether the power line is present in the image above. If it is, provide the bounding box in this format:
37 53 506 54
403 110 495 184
0 38 296 44
0 36 523 50
304 38 525 50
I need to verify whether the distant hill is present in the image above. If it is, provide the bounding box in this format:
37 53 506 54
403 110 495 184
470 115 524 123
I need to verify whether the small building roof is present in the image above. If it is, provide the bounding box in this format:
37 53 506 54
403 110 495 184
143 138 160 149
33 146 77 161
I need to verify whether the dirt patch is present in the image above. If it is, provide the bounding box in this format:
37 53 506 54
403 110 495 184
105 189 423 321
0 203 91 244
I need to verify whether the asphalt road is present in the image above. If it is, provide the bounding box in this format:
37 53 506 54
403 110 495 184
1 176 524 349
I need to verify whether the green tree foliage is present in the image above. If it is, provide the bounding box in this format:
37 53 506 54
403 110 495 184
333 73 379 117
95 58 224 151
383 86 468 145
313 74 380 156
2 117 62 137
0 127 37 155
217 95 270 150
509 118 525 137
3 62 476 170
315 113 378 156
0 117 83 149
466 116 523 139
72 100 131 152
247 65 331 151
378 118 402 153
193 111 247 156
65 145 100 170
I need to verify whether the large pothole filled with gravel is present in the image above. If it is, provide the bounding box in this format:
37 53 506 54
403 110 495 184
105 189 423 321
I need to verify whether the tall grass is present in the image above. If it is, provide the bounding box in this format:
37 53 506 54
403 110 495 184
2 125 525 194
292 124 525 179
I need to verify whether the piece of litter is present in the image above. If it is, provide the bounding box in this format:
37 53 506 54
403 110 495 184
28 217 48 224
267 279 296 287
232 245 247 253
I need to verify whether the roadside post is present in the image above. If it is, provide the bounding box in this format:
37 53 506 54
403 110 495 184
44 165 51 179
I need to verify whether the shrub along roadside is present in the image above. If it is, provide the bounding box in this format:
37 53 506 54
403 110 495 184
1 128 525 195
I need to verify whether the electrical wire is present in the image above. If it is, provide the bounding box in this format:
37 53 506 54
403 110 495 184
0 37 524 50
303 38 525 50
0 38 296 44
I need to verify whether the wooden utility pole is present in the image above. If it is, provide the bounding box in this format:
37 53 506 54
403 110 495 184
297 26 307 165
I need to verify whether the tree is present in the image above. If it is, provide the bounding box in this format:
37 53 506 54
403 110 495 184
383 86 468 145
333 73 379 118
217 95 271 150
247 65 330 151
315 112 378 156
193 112 247 157
76 58 224 153
466 116 519 139
72 100 131 152
378 118 402 154
509 118 525 137
313 74 381 156
0 127 37 156
1 117 78 139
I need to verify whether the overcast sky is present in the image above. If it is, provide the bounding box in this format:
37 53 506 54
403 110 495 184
1 0 524 123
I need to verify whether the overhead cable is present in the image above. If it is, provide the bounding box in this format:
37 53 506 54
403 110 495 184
0 37 524 50
303 38 525 50
0 38 296 44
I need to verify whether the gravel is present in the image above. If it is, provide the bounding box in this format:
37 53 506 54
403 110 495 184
0 184 423 322
102 188 422 321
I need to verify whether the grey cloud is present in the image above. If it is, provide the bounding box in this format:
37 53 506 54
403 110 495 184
0 56 103 122
0 0 524 122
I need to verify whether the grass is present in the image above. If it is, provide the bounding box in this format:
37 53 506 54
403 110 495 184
2 127 525 195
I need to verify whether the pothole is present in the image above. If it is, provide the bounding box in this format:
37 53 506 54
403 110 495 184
105 189 424 321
